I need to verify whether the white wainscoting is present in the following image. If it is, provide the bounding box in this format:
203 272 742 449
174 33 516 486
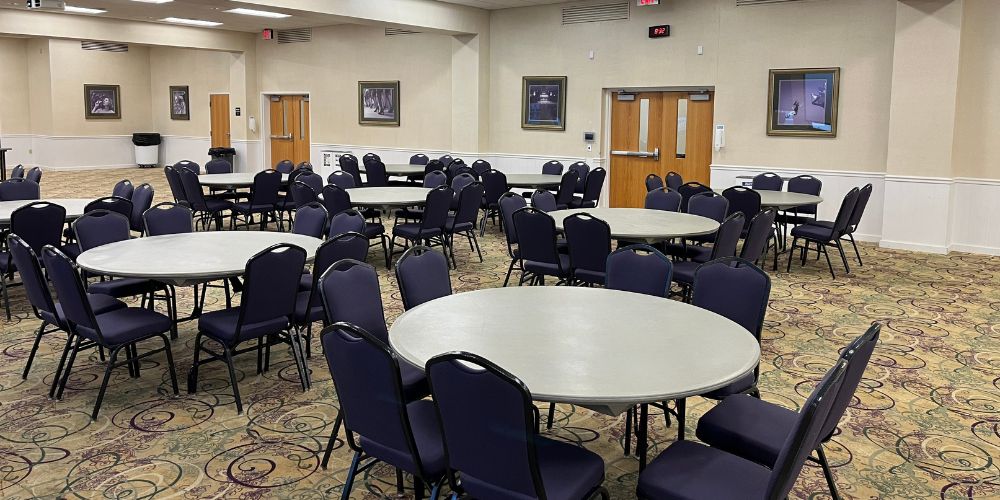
0 134 35 168
950 177 1000 255
879 175 953 254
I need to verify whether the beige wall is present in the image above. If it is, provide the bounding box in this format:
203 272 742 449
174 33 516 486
952 0 1000 179
26 38 52 135
256 24 454 150
0 37 31 135
149 46 234 137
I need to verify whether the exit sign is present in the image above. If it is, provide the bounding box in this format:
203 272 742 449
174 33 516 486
637 0 660 5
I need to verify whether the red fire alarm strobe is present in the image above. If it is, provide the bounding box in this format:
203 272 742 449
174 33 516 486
262 29 274 40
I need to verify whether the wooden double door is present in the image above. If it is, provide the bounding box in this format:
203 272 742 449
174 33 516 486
609 91 715 208
269 95 311 169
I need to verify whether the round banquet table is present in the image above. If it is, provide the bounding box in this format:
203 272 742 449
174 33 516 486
76 232 322 287
198 172 290 189
361 164 426 176
0 198 93 225
390 286 759 468
548 208 720 243
347 187 431 214
506 173 562 189
756 190 823 209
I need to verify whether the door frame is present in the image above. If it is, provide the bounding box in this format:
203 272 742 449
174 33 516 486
259 91 312 171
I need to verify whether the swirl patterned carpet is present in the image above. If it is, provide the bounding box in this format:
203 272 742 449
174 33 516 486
2 168 999 499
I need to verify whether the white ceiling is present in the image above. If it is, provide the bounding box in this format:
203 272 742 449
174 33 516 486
434 0 567 8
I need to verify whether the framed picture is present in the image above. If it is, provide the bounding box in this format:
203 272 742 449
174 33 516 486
521 76 567 130
170 85 190 120
358 81 400 126
84 84 121 119
767 68 840 137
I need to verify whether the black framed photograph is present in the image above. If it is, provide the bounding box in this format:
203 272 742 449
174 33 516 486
84 84 121 119
767 67 840 137
521 76 566 130
358 81 400 126
170 85 190 120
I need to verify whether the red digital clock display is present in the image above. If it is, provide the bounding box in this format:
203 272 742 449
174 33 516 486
648 25 670 38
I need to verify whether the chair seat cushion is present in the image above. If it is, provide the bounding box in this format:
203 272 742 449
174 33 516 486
790 223 834 241
75 307 172 346
775 213 817 225
806 219 835 229
400 361 430 402
0 252 11 273
363 223 385 238
299 272 312 291
359 400 446 478
462 437 605 500
233 202 273 213
60 244 81 260
661 242 711 261
198 307 289 344
636 440 770 500
394 223 441 239
695 394 795 469
42 293 127 326
88 278 163 298
671 261 697 285
293 291 324 324
523 253 571 278
446 216 474 232
702 371 757 399
205 198 233 212
573 269 605 285
395 207 424 220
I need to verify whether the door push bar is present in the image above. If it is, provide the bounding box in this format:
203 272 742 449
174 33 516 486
610 147 659 160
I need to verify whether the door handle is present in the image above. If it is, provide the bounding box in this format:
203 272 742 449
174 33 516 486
610 147 660 160
270 134 292 140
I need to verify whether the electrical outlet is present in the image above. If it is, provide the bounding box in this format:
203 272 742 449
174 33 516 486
586 144 592 152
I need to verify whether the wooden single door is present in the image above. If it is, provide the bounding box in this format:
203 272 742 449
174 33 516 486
209 94 231 148
269 95 310 169
609 91 714 208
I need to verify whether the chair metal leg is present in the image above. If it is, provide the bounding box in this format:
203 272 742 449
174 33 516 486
222 345 243 414
546 403 556 430
786 237 798 272
835 240 851 274
637 403 649 470
160 335 179 395
816 444 841 500
22 322 48 379
470 232 483 263
822 244 836 279
676 398 686 441
91 346 121 420
340 450 362 500
624 406 633 455
187 332 203 394
321 413 343 469
1 276 10 321
502 258 516 287
56 335 84 400
50 333 75 398
848 233 862 266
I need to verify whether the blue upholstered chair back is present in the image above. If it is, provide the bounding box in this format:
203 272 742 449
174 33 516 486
512 207 561 268
319 259 389 341
41 246 96 332
290 181 318 208
831 187 861 237
820 323 881 441
541 160 563 175
645 188 681 212
235 244 305 337
365 159 389 187
74 210 130 252
665 171 682 190
581 168 606 205
606 244 672 297
249 169 282 206
163 166 186 204
174 160 200 175
481 170 508 206
678 181 713 211
327 170 356 189
787 175 822 216
205 158 232 174
423 170 448 188
320 184 351 218
178 168 210 211
569 161 590 193
564 213 611 277
143 202 193 236
555 171 578 206
338 154 364 187
25 167 42 184
530 189 556 213
499 193 526 250
395 246 452 310
722 186 762 231
692 257 770 340
274 159 294 174
752 172 783 191
420 186 454 231
329 209 366 236
292 202 328 238
472 159 492 177
0 179 40 201
7 235 56 316
112 179 134 200
645 174 664 192
130 183 154 232
11 201 65 253
740 208 777 262
687 191 728 222
409 153 429 165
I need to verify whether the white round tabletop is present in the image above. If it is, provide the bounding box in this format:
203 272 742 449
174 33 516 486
0 198 93 225
76 232 322 285
756 191 823 209
506 174 562 188
390 287 760 409
362 164 426 176
198 172 290 189
548 208 720 242
348 187 431 207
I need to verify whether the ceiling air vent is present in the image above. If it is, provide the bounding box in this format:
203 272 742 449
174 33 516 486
561 2 629 25
385 28 421 36
736 0 817 6
81 41 128 52
277 28 312 44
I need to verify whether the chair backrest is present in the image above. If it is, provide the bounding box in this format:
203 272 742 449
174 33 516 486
677 181 713 211
687 191 729 222
766 360 848 499
319 259 389 341
10 164 24 178
427 352 547 499
499 192 527 253
709 212 746 260
290 181 319 208
449 157 466 167
420 185 454 231
787 174 822 216
692 257 770 341
564 212 612 277
163 166 187 204
365 159 389 187
362 153 381 166
233 244 305 342
297 161 313 171
541 160 564 175
752 172 783 191
454 182 485 227
449 165 475 183
312 232 369 288
409 153 429 165
831 187 861 237
451 172 476 193
320 184 352 217
177 168 210 211
84 196 133 222
581 167 606 205
438 154 454 166
645 174 664 192
25 167 42 184
847 183 873 230
568 161 590 193
512 207 562 270
395 246 452 310
479 170 507 206
143 202 194 236
249 169 283 205
722 186 762 231
645 187 682 212
297 171 324 194
274 159 294 174
555 171 578 205
338 154 364 187
11 201 66 254
292 202 329 238
605 244 673 297
41 246 99 334
174 160 200 175
73 210 131 252
530 189 557 212
129 183 154 232
321 323 430 477
205 158 232 174
327 170 357 189
329 209 366 236
7 234 56 318
424 159 446 176
423 170 448 188
665 171 682 190
819 323 881 442
0 179 41 201
740 208 777 263
471 159 492 177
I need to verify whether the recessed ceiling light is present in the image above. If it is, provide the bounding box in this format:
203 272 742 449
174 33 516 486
64 5 106 13
224 7 290 18
161 17 222 27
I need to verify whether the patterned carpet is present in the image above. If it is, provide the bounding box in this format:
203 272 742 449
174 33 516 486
2 167 999 499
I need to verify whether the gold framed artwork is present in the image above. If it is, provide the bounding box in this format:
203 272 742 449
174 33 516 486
84 84 121 119
521 76 566 131
358 81 400 126
767 68 840 137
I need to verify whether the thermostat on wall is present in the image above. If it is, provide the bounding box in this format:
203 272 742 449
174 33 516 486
584 132 596 142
